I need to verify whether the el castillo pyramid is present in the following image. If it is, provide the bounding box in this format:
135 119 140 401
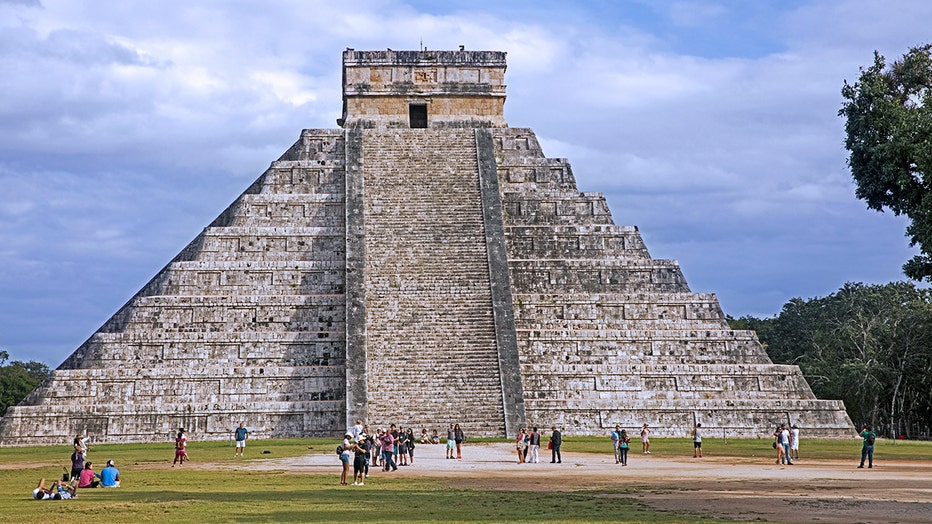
0 49 854 444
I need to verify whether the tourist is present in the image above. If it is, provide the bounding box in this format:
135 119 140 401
339 433 353 485
693 423 703 458
790 424 800 460
640 424 651 454
172 428 188 466
611 424 623 464
77 461 100 488
527 427 540 463
352 436 368 486
32 478 77 500
446 424 456 459
618 429 630 466
454 423 465 459
69 446 85 481
73 434 89 455
515 428 527 463
397 426 409 466
773 425 785 464
380 428 397 471
234 422 249 457
352 419 365 440
549 426 562 463
372 429 383 467
406 427 416 464
100 459 121 487
431 429 441 444
390 424 400 463
420 428 431 444
779 424 793 465
858 426 876 469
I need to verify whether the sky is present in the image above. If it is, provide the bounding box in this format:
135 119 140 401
1 0 929 365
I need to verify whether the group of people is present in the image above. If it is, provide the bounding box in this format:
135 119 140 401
514 427 562 464
772 423 800 465
336 420 467 486
610 423 652 465
35 434 121 500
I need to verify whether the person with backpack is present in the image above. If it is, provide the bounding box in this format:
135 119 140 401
858 426 876 469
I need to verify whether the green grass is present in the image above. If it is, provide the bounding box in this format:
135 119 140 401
4 437 929 523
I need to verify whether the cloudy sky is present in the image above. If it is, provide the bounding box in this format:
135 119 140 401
1 0 928 365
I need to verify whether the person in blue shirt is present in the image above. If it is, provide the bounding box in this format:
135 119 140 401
100 460 120 487
234 423 249 457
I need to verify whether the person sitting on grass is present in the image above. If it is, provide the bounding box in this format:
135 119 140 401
77 461 100 488
100 460 121 487
32 478 77 500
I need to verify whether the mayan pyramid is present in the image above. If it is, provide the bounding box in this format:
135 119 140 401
0 49 854 444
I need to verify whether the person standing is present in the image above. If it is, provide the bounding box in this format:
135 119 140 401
396 427 409 466
515 428 527 463
380 429 397 472
858 426 876 469
339 433 353 485
352 419 365 440
234 423 249 458
773 425 786 464
454 423 465 459
352 437 368 486
618 429 630 466
611 425 623 464
549 426 562 463
640 424 651 454
528 427 541 463
172 428 188 467
790 424 800 460
69 447 85 482
446 424 456 459
779 424 793 465
693 423 703 458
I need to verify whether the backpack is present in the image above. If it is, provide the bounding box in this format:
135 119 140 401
866 432 875 446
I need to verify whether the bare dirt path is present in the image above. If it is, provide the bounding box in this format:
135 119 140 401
232 442 932 523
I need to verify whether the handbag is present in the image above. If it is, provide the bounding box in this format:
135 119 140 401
547 441 553 449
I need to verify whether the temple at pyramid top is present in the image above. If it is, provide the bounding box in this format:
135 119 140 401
338 48 508 128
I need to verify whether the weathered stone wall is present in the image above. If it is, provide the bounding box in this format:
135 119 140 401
340 49 507 128
494 128 854 437
0 130 350 443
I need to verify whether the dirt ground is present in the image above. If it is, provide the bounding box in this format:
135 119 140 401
236 442 932 523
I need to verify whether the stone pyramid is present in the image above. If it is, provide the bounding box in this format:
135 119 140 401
0 49 854 444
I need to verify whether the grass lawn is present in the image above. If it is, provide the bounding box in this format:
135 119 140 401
3 437 929 523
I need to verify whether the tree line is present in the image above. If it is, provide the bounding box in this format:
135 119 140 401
729 281 932 439
0 350 50 417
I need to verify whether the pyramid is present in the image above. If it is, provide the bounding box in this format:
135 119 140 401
0 49 854 443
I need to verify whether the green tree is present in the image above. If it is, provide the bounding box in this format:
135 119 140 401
0 350 51 416
840 44 932 281
754 283 932 437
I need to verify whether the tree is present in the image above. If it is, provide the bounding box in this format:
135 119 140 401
0 350 51 416
840 44 932 281
742 283 932 438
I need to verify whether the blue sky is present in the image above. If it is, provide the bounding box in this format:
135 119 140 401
0 0 928 365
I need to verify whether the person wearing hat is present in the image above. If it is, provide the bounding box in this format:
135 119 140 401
352 435 369 486
100 460 120 487
339 433 353 485
640 423 651 454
